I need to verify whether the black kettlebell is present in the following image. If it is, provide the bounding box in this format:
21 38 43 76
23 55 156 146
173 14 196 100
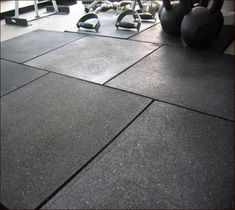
158 2 164 20
159 0 191 36
215 10 224 34
153 0 208 20
191 0 224 34
181 0 224 48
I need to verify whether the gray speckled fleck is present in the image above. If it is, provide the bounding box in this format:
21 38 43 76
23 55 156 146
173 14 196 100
0 30 86 63
44 101 234 209
66 11 159 39
107 45 234 120
1 73 150 209
25 36 158 84
1 60 47 96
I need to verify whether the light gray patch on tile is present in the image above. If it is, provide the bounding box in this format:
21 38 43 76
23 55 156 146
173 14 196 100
25 36 159 84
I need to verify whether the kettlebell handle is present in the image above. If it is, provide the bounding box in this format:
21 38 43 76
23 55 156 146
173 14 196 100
163 0 188 11
187 0 209 9
199 0 209 7
209 0 224 14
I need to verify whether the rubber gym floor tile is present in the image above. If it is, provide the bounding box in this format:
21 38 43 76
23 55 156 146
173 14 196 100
107 45 234 120
25 36 159 84
43 101 234 209
130 24 234 53
0 30 86 63
1 73 151 209
1 59 47 96
66 11 159 39
43 162 176 209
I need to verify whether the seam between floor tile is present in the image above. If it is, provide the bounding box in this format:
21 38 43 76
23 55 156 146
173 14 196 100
36 99 154 210
64 30 130 40
21 62 234 123
128 38 186 48
102 45 163 85
1 72 50 98
104 85 234 123
127 22 160 39
20 35 88 64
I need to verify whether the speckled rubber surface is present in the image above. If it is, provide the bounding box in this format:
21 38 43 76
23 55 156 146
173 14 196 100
43 101 234 209
1 59 47 96
1 30 86 63
107 45 234 120
1 73 150 209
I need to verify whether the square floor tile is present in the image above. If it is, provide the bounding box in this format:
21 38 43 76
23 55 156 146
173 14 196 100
1 59 47 96
66 11 159 39
0 30 86 63
107 45 234 120
25 36 158 84
1 73 150 209
44 101 234 209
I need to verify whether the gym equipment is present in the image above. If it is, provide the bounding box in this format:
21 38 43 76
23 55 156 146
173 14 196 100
116 9 141 31
134 0 159 21
77 13 101 32
79 0 158 32
84 0 132 13
158 2 164 20
79 0 137 32
159 0 191 36
189 0 223 34
181 0 224 48
56 0 77 5
84 0 107 13
215 11 224 34
5 0 69 26
158 0 209 28
95 1 133 14
45 5 70 14
189 0 209 8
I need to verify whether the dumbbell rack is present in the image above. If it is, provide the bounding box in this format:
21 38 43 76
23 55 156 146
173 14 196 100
5 0 69 26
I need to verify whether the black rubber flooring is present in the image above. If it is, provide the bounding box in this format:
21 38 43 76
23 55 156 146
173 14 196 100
1 73 150 209
44 101 234 209
1 20 234 209
0 30 86 63
107 45 234 120
1 59 47 96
